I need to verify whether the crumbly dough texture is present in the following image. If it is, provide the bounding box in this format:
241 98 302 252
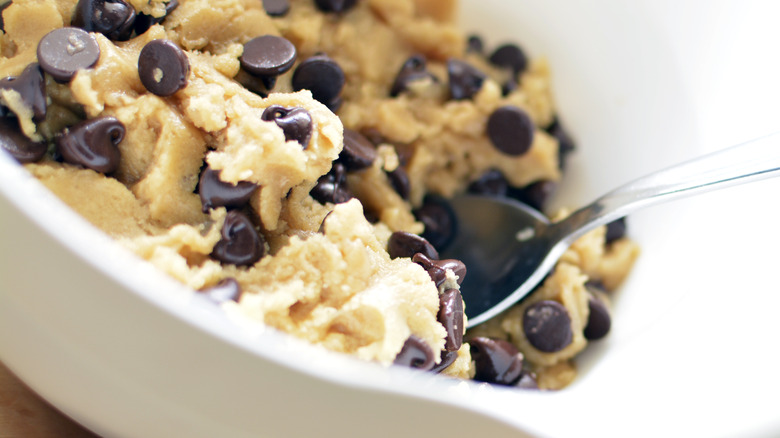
2 0 638 384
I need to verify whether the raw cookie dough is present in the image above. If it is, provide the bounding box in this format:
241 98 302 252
1 0 639 387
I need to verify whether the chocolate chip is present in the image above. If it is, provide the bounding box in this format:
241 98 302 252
545 116 576 170
261 105 312 148
438 288 464 351
198 166 258 213
292 55 344 109
489 43 528 76
134 0 178 35
414 195 457 251
605 217 627 243
37 27 101 83
508 180 556 212
467 169 508 197
338 128 376 171
412 253 466 288
262 0 289 17
199 277 242 304
393 335 435 371
501 78 518 97
0 2 11 33
310 162 352 204
0 63 47 122
388 231 439 260
583 290 611 341
466 34 483 54
469 337 524 385
487 105 535 156
240 35 297 79
0 116 47 163
447 59 485 101
386 166 410 200
71 0 136 42
314 0 357 13
211 210 265 266
390 55 438 97
523 300 573 353
429 350 458 374
56 116 124 174
138 39 189 97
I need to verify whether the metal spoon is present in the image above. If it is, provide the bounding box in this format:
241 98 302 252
442 132 780 327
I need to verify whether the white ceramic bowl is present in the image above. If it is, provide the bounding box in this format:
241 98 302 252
2 1 780 437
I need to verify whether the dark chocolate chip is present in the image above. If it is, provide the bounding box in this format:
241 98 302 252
313 0 357 13
262 0 289 17
390 55 438 97
501 78 518 97
339 128 376 171
198 166 258 213
0 2 11 33
413 195 457 251
523 300 573 353
134 0 179 35
240 35 297 78
310 162 352 204
211 210 265 266
515 372 539 390
447 59 485 101
0 63 47 122
429 350 458 374
71 0 136 42
386 166 410 200
467 169 508 197
199 277 242 304
508 180 556 212
292 55 345 107
261 105 312 148
37 27 101 83
0 116 47 163
469 337 524 385
412 253 466 288
487 105 535 156
489 43 528 76
438 288 464 351
583 291 611 341
56 116 124 174
605 217 627 243
393 335 435 371
545 116 576 170
466 34 483 54
388 231 439 260
138 39 189 97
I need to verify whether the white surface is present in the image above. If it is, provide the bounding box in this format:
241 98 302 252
2 1 780 437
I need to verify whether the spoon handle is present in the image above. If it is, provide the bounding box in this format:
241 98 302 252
553 131 780 244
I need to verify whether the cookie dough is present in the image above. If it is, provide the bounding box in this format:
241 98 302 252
0 0 639 388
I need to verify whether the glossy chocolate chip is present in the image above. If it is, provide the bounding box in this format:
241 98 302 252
0 117 47 163
388 231 439 260
314 0 357 13
0 63 47 122
262 0 289 16
523 300 573 353
466 34 483 54
310 162 352 204
605 217 627 243
468 169 508 196
447 59 485 101
469 337 524 385
412 253 466 288
71 0 136 41
37 27 101 83
438 288 464 351
56 116 124 174
240 35 297 78
414 196 457 251
386 166 410 200
390 55 438 97
487 105 535 156
429 350 458 374
489 43 528 75
134 0 178 35
138 39 189 97
198 166 258 213
393 335 435 371
339 128 376 171
199 277 242 304
583 291 611 341
211 210 265 266
546 116 576 170
509 180 557 212
292 55 344 108
261 105 313 148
